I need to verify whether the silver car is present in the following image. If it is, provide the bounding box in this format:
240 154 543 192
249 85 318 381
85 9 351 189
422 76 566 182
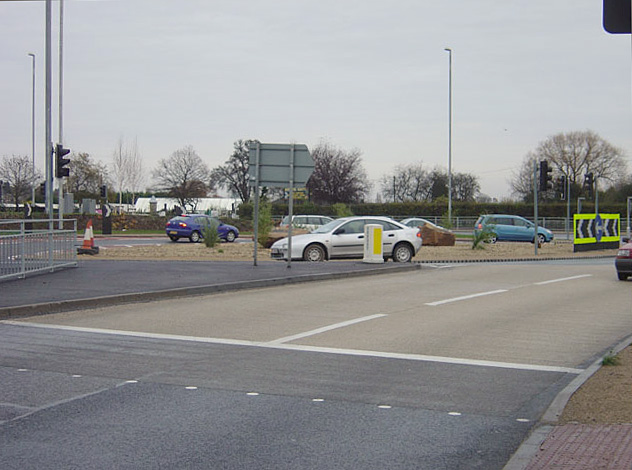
278 215 334 232
270 216 422 262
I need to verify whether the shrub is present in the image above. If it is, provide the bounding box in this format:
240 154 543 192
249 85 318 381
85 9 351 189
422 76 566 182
202 224 220 248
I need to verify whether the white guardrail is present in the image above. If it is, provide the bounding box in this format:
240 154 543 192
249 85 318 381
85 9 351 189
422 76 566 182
0 219 78 282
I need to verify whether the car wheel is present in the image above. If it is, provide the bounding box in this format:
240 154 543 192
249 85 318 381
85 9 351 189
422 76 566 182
392 243 413 263
537 234 546 245
189 231 201 243
225 231 236 243
618 272 629 281
303 244 325 262
486 234 497 244
169 236 178 242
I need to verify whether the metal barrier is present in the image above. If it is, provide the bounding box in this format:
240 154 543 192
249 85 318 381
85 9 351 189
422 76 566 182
0 219 78 282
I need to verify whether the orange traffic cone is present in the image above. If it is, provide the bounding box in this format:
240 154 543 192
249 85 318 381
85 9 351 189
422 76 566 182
78 220 99 255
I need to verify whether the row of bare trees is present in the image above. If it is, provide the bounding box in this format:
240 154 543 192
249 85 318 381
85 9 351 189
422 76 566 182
2 129 628 210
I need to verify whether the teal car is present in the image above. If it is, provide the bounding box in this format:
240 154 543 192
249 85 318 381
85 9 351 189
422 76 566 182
474 214 553 244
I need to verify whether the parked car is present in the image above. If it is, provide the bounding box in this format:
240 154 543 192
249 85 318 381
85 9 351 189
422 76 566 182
474 214 553 244
400 217 450 231
279 215 334 232
165 215 239 243
270 216 422 262
615 238 632 280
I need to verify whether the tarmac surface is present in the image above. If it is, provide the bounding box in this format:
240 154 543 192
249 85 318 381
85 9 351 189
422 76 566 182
1 257 630 469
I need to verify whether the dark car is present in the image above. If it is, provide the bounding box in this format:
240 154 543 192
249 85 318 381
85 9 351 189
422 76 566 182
615 239 632 280
165 215 239 243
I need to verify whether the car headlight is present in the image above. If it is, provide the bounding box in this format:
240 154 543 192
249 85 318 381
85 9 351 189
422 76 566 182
617 249 631 258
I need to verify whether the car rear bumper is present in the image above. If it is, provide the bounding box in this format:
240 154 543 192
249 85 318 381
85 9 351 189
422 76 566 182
615 258 632 274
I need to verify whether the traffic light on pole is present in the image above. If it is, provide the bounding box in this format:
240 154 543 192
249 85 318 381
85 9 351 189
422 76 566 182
100 185 107 198
539 160 552 192
55 144 70 178
584 172 594 198
555 175 567 200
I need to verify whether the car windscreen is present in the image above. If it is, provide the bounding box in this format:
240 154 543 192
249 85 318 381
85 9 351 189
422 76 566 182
313 219 342 234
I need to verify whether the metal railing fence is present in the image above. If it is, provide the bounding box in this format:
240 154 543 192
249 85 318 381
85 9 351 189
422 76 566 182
0 219 77 282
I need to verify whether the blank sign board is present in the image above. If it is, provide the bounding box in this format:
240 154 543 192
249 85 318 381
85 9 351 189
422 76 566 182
248 143 314 188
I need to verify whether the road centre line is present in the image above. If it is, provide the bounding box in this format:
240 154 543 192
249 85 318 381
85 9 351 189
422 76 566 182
534 274 592 285
2 321 583 374
425 290 508 306
267 314 387 344
425 274 593 306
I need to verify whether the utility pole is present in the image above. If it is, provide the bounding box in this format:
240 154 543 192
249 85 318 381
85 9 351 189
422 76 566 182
45 0 53 216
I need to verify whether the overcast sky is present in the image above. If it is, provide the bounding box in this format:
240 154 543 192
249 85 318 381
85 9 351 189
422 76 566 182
2 0 631 200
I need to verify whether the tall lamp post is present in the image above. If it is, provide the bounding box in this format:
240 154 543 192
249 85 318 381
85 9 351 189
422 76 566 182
28 52 36 205
444 47 453 225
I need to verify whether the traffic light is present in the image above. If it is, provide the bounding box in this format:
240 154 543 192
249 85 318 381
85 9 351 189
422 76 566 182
539 160 552 192
584 172 594 198
55 143 70 178
555 175 567 200
100 185 107 198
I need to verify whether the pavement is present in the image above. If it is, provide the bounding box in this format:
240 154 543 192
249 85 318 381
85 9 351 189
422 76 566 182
0 256 630 470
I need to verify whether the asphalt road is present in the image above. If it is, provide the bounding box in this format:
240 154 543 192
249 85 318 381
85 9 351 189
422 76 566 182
0 258 628 469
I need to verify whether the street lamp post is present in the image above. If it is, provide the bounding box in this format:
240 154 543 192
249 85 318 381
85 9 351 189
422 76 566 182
444 47 453 225
28 53 35 205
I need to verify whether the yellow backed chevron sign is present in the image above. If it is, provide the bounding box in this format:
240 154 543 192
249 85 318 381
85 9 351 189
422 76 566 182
573 213 620 252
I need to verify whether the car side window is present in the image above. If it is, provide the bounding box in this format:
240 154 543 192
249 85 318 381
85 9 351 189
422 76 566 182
514 218 528 227
496 217 513 226
339 220 365 234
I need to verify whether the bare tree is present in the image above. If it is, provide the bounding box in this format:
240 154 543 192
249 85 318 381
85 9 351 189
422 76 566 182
209 139 253 203
511 130 628 200
152 146 210 211
382 164 479 203
380 163 432 202
0 154 40 208
112 137 144 205
452 172 481 202
64 152 109 198
307 141 371 204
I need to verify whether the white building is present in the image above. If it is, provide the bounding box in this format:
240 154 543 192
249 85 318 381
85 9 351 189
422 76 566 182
134 197 240 216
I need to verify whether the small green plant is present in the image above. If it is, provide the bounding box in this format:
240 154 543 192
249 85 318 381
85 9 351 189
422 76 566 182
256 200 275 248
202 224 220 248
218 248 224 254
602 351 621 366
471 225 493 250
332 203 353 217
440 211 454 230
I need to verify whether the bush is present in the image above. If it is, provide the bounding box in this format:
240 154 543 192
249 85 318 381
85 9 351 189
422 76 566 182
256 201 274 248
202 223 220 248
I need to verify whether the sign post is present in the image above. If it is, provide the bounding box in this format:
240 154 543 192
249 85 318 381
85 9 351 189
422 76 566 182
248 143 314 267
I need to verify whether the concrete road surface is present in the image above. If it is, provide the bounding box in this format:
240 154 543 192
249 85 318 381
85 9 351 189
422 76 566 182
1 259 628 469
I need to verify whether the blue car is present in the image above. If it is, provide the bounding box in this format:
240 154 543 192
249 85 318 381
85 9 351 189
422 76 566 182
166 214 239 243
474 214 553 244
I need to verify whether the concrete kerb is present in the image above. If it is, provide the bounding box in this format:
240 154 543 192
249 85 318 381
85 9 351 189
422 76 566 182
0 263 421 320
502 333 632 470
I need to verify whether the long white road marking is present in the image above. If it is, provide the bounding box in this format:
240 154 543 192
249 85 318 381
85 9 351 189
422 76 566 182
267 314 388 344
2 321 583 374
424 289 508 306
534 274 592 285
425 274 593 306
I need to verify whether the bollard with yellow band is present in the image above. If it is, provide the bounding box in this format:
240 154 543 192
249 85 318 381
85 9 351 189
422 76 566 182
363 224 384 264
573 213 620 252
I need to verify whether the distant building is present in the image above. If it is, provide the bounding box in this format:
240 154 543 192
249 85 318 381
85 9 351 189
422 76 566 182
134 197 240 216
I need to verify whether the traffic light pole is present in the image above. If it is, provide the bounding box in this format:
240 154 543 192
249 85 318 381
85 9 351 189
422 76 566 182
566 173 571 241
533 160 538 256
57 0 65 229
45 0 53 216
